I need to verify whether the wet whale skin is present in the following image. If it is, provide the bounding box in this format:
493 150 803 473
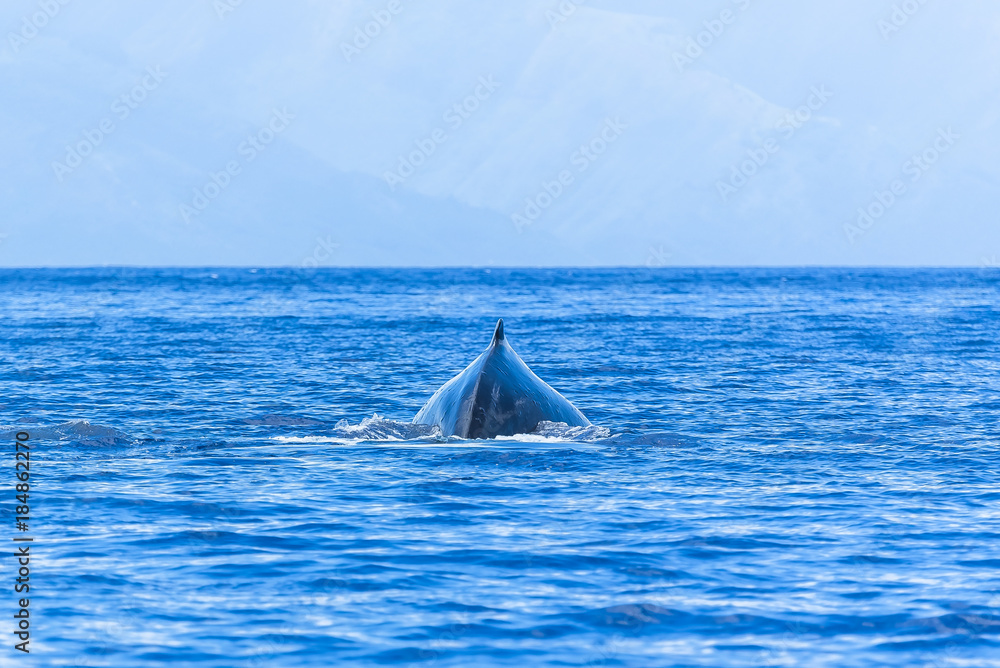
413 320 590 439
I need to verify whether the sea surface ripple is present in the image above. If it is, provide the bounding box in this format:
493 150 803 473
1 268 998 666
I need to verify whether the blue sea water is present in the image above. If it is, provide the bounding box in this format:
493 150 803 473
1 268 999 667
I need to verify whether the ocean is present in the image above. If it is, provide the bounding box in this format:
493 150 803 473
1 268 998 666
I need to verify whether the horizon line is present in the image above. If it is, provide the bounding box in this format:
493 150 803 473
0 265 997 270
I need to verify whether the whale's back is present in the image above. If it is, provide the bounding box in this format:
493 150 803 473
413 320 590 439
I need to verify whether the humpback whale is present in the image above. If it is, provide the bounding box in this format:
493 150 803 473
413 319 590 439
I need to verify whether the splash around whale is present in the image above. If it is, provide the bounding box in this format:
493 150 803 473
413 319 591 439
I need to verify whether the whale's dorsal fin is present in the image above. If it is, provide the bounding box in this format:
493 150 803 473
492 318 504 345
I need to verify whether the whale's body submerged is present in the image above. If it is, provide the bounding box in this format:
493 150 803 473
413 319 590 439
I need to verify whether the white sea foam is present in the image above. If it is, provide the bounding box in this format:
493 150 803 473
273 415 611 446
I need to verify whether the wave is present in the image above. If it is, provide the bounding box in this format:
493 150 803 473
274 414 444 445
0 421 138 448
496 420 611 441
275 414 611 446
333 413 445 441
0 416 616 452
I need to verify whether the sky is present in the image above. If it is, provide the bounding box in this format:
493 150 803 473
2 0 998 267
